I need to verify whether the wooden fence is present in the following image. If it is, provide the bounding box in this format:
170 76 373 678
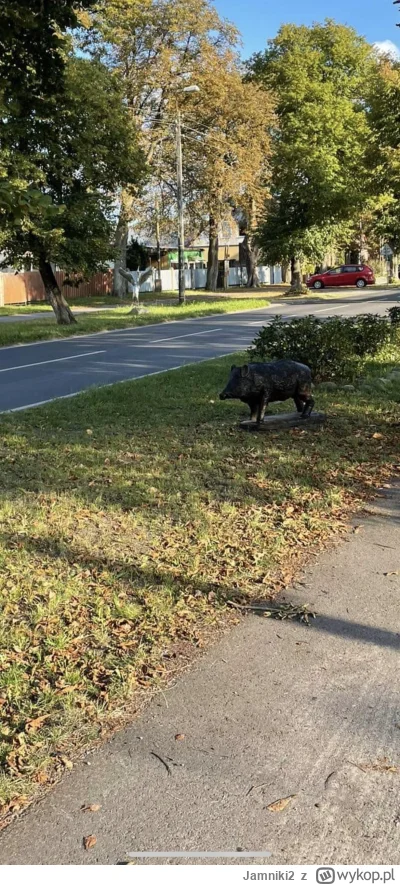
0 270 113 306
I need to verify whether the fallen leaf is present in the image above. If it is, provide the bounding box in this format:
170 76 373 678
384 571 399 576
175 733 185 741
25 714 50 734
372 432 384 440
35 770 50 785
83 835 97 850
82 804 102 813
356 758 398 774
56 685 79 695
266 794 296 813
59 755 73 770
86 429 93 436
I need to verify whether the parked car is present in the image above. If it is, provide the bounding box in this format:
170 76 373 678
306 264 375 289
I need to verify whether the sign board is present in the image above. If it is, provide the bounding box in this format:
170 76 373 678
381 244 393 259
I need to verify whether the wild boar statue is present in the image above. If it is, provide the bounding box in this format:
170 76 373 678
219 359 314 424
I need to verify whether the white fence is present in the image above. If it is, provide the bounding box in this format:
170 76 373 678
140 265 282 293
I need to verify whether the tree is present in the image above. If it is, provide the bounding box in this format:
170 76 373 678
0 0 95 215
0 56 144 323
178 68 274 290
366 56 400 279
247 20 374 292
84 0 240 296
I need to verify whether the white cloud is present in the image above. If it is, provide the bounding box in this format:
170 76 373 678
373 40 400 59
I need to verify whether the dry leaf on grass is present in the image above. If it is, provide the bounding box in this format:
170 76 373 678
175 733 185 741
83 835 97 850
266 794 296 812
82 804 102 813
25 714 50 733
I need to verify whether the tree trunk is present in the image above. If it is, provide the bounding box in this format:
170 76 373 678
206 216 219 291
112 191 134 299
39 257 77 325
113 226 128 298
289 256 303 292
281 261 289 284
242 233 261 288
389 252 399 282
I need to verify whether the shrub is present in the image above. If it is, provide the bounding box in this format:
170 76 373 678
388 306 400 326
248 314 391 383
352 314 391 357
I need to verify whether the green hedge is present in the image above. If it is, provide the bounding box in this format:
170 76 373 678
248 314 392 383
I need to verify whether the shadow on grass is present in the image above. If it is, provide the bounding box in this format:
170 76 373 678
0 357 399 520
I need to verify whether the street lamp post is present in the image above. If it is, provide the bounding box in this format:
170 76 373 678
175 84 200 305
176 108 185 305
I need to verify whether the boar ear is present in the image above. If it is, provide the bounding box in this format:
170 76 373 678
231 364 236 371
241 364 249 377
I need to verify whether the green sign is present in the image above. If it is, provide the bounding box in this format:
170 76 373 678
168 250 203 262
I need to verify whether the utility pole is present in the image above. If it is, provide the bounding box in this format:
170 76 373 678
176 108 185 305
155 195 162 292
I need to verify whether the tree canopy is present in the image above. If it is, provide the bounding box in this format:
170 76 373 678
0 53 144 322
247 20 375 288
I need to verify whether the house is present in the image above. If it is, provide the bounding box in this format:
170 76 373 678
131 216 283 289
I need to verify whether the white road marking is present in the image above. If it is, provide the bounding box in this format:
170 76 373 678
3 355 226 413
149 328 222 343
312 304 350 313
0 350 106 374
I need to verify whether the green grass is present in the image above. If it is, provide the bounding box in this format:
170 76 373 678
0 297 274 348
0 343 400 821
0 295 132 315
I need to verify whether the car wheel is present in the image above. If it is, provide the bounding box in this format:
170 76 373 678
313 280 323 289
356 278 366 288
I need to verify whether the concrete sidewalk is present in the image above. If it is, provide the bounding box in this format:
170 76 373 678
0 487 399 866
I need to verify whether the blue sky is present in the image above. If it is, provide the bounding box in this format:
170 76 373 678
213 0 400 58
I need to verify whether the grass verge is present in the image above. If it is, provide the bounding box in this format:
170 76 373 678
0 297 272 348
0 344 400 822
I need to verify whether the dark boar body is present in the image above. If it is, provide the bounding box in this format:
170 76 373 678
219 359 314 423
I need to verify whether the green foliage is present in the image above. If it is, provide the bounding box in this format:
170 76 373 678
247 20 375 268
366 59 400 253
0 1 96 219
248 314 391 382
126 239 150 271
0 55 145 276
388 306 400 326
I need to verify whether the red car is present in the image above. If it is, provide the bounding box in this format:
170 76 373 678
307 264 375 289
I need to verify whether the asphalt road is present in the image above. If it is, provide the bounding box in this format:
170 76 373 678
1 288 399 413
0 485 399 864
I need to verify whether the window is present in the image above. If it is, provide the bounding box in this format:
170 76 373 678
342 265 357 273
327 267 342 275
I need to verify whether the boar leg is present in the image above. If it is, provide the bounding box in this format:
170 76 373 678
302 395 315 418
247 396 259 422
294 394 305 414
257 393 268 424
